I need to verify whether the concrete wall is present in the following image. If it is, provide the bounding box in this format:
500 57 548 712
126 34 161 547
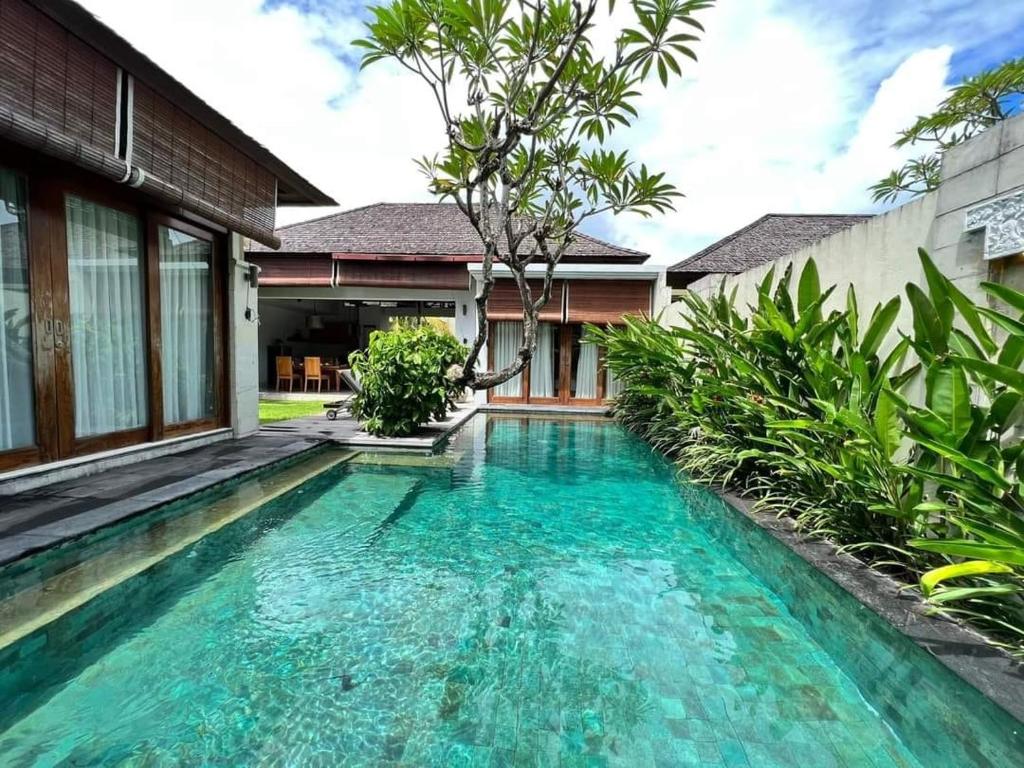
228 233 261 437
665 113 1024 340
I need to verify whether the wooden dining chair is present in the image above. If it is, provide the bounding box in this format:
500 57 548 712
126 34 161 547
276 356 298 391
304 357 329 392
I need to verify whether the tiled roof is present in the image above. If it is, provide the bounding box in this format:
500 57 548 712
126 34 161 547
246 202 649 263
668 214 872 275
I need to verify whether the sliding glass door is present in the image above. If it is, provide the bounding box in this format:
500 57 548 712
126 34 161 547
0 156 229 473
65 195 148 438
158 224 216 427
0 169 35 454
488 322 610 405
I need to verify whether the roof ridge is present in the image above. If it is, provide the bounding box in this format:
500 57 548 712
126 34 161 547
668 213 873 271
668 214 773 271
274 201 387 231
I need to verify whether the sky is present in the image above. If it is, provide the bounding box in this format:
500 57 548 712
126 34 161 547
79 0 1024 264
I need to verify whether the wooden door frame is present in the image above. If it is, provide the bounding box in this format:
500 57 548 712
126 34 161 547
0 160 57 471
147 214 229 440
484 320 612 407
0 142 232 473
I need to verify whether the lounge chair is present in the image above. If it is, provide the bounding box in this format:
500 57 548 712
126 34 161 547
323 368 362 420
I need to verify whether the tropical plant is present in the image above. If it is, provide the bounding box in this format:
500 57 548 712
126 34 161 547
354 0 713 390
590 259 918 552
592 250 1024 654
349 322 466 436
888 251 1024 644
871 57 1024 203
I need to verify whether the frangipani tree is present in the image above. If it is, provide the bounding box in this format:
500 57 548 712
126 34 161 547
871 57 1024 204
355 0 714 389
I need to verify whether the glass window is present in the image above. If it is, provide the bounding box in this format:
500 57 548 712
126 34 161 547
66 195 148 437
571 326 599 399
159 226 214 424
605 363 623 399
529 322 559 398
0 169 35 451
492 321 523 398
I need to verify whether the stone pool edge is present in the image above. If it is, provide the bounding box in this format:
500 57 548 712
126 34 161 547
718 488 1024 725
0 437 330 569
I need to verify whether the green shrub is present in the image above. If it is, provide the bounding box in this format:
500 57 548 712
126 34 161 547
348 322 465 437
589 251 1024 654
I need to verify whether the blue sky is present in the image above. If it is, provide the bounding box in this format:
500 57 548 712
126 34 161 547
82 0 1024 263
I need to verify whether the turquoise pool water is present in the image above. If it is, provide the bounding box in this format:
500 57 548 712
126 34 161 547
0 416 1013 765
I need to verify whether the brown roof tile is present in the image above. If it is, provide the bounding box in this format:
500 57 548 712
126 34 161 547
246 202 649 263
668 214 872 276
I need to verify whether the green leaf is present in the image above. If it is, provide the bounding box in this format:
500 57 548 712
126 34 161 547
952 356 1024 393
860 297 901 358
925 361 971 441
912 435 1013 490
920 560 1014 597
981 280 1024 314
910 538 1024 566
874 389 902 459
906 283 947 354
797 259 821 317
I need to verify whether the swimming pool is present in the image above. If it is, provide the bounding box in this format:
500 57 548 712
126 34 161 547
0 415 1018 766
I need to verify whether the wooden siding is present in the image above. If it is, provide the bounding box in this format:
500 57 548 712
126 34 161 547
487 279 564 321
335 260 469 290
565 279 651 323
255 255 334 286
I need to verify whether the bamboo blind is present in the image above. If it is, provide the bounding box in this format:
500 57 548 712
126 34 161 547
335 260 470 290
254 255 333 286
0 0 280 245
487 279 565 321
565 280 651 323
0 0 118 156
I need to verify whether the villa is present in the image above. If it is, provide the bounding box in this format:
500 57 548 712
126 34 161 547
0 1 666 489
1 0 1023 765
246 202 666 406
0 0 336 485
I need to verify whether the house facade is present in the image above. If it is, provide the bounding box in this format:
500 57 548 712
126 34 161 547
0 0 333 482
246 203 668 406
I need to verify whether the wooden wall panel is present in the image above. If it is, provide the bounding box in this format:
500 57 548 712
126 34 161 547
487 279 564 321
565 280 651 323
254 255 333 286
336 260 469 290
0 0 118 156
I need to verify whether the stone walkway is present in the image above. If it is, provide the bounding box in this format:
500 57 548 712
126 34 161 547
0 433 322 567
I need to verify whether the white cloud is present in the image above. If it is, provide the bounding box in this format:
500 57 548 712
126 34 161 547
601 3 953 262
81 0 956 260
80 0 443 225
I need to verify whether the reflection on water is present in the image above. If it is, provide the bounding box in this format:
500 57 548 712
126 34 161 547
0 416 923 767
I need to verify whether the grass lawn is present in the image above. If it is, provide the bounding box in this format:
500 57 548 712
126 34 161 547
258 399 327 424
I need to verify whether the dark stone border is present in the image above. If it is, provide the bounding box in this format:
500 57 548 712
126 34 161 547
718 489 1024 725
0 436 327 569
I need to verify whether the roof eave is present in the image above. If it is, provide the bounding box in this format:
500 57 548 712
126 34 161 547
32 0 337 208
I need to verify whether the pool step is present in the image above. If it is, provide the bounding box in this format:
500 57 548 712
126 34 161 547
0 449 356 652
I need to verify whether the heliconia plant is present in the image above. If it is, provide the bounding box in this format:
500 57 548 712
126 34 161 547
589 249 1024 654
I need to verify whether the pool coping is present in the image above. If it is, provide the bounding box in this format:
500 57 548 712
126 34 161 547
717 488 1024 725
0 436 330 569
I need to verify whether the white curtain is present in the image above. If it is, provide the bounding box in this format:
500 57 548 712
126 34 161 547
492 321 523 397
575 341 599 399
529 323 556 397
0 169 35 451
160 226 213 424
66 196 147 437
605 364 624 399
